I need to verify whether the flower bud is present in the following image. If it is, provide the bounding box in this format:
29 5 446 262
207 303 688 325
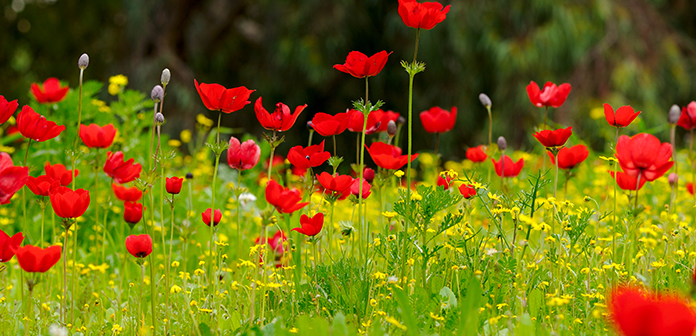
78 53 89 70
186 172 194 180
497 136 507 151
669 104 681 125
155 113 165 125
397 116 406 126
306 121 314 130
363 167 375 183
669 173 678 186
151 85 164 102
387 120 397 137
479 93 491 108
161 68 171 86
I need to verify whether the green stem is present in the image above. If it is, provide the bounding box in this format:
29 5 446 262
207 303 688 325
140 263 145 329
553 150 559 198
73 68 84 150
613 127 618 261
486 105 492 146
149 255 157 334
308 129 314 147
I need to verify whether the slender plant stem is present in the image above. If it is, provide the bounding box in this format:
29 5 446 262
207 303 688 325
333 134 337 157
670 125 677 212
148 102 158 171
237 169 243 261
612 127 619 260
62 225 69 324
486 106 492 146
553 150 559 198
308 129 314 147
149 254 157 334
357 77 369 262
73 68 84 149
140 263 145 329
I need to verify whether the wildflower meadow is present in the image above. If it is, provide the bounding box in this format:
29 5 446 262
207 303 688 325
3 1 696 336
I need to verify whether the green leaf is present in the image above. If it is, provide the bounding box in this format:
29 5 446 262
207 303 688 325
439 286 458 309
198 322 212 336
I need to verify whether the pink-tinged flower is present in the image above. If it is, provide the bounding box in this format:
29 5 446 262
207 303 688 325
610 171 646 191
254 97 307 132
26 175 59 197
533 127 572 148
311 112 350 137
30 78 69 104
49 186 90 219
491 156 524 178
0 152 29 204
0 229 23 262
420 106 457 133
677 102 696 131
0 95 18 124
466 146 487 163
609 286 696 336
292 213 324 237
526 81 571 108
287 141 331 170
398 0 451 30
350 178 371 199
333 51 392 79
365 142 419 170
458 184 477 199
603 103 641 128
202 208 222 227
16 106 65 142
103 151 142 184
112 184 143 202
548 144 589 170
44 162 78 186
79 124 117 148
227 137 261 171
615 133 673 182
194 79 255 114
265 180 309 214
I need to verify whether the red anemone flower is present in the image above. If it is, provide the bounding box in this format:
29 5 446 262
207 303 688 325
104 151 142 184
458 184 477 199
420 106 457 133
227 137 261 171
125 234 153 258
466 146 488 163
123 202 144 224
365 142 419 170
254 97 307 132
609 286 696 336
15 245 61 273
16 106 65 142
0 152 29 204
548 144 589 170
165 177 184 195
360 167 375 183
265 180 309 214
491 156 524 178
0 229 23 262
610 171 647 191
371 110 401 132
49 186 90 219
333 51 392 79
350 178 371 199
202 208 222 227
30 78 69 104
526 81 571 108
615 133 673 182
688 183 695 195
603 103 641 128
347 110 381 134
437 175 454 190
0 96 18 124
397 0 451 30
112 184 143 202
677 102 696 131
292 213 324 237
317 172 353 194
44 162 78 186
79 124 117 148
26 175 59 197
533 127 572 148
311 112 350 137
193 79 255 114
287 141 331 170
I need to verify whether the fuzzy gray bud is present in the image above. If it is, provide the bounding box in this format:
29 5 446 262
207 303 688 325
387 120 397 137
186 172 193 180
155 112 165 125
151 85 164 102
669 104 681 125
78 53 89 70
479 93 491 108
397 116 406 126
497 136 507 151
161 68 171 86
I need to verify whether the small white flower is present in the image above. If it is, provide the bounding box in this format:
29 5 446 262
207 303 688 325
239 192 257 209
49 324 68 336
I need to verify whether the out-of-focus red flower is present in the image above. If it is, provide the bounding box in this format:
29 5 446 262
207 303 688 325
687 182 695 195
466 146 488 163
44 162 78 187
548 144 589 170
265 180 309 214
533 127 572 148
0 96 18 124
202 208 222 227
26 175 59 197
227 137 260 171
0 229 23 262
609 286 696 336
30 78 69 104
311 112 350 137
347 110 381 134
615 133 673 182
124 202 144 224
526 81 571 108
317 172 353 194
264 155 286 171
16 245 61 273
365 142 419 170
254 97 306 132
49 186 90 219
372 110 400 132
292 213 324 237
610 171 646 191
103 151 142 184
677 102 696 131
256 230 289 267
420 106 456 133
165 177 184 195
491 156 524 178
193 79 254 114
437 175 454 190
125 234 152 258
333 51 392 79
16 106 65 142
0 152 28 204
350 178 371 199
287 141 331 170
112 184 143 202
397 0 451 30
603 103 641 128
79 124 117 148
458 184 477 199
362 167 375 183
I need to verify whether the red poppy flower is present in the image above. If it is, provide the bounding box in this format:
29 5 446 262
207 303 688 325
371 110 401 132
287 141 331 170
533 127 572 148
526 81 571 108
466 146 487 163
193 79 255 114
615 133 673 182
437 175 454 190
227 137 261 171
688 182 695 195
0 152 28 204
112 184 143 202
548 144 589 170
677 102 696 131
79 123 117 148
202 208 222 227
365 142 419 170
30 78 69 104
104 151 142 184
26 175 59 197
49 187 90 219
165 177 184 195
351 178 371 199
347 110 381 134
15 245 61 273
420 106 457 133
491 156 524 178
609 286 696 336
254 97 307 132
44 162 78 187
265 180 309 214
603 103 641 128
333 51 392 79
397 0 451 30
458 184 477 199
16 106 65 142
125 234 153 258
610 171 646 191
311 112 350 137
124 202 144 224
0 229 23 262
292 213 324 237
0 95 18 124
317 172 353 194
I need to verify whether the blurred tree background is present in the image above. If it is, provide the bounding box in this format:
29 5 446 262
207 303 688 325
3 0 696 162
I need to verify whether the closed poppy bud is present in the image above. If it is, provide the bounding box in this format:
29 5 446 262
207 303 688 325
151 85 164 102
123 202 144 225
669 105 681 125
186 172 193 180
397 116 406 126
155 113 165 125
0 95 19 124
125 234 152 258
0 229 23 262
497 136 507 151
78 53 89 70
49 186 90 219
166 177 184 194
227 137 261 171
202 208 222 227
479 93 492 108
161 68 171 86
15 245 61 273
362 167 375 183
387 120 397 137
